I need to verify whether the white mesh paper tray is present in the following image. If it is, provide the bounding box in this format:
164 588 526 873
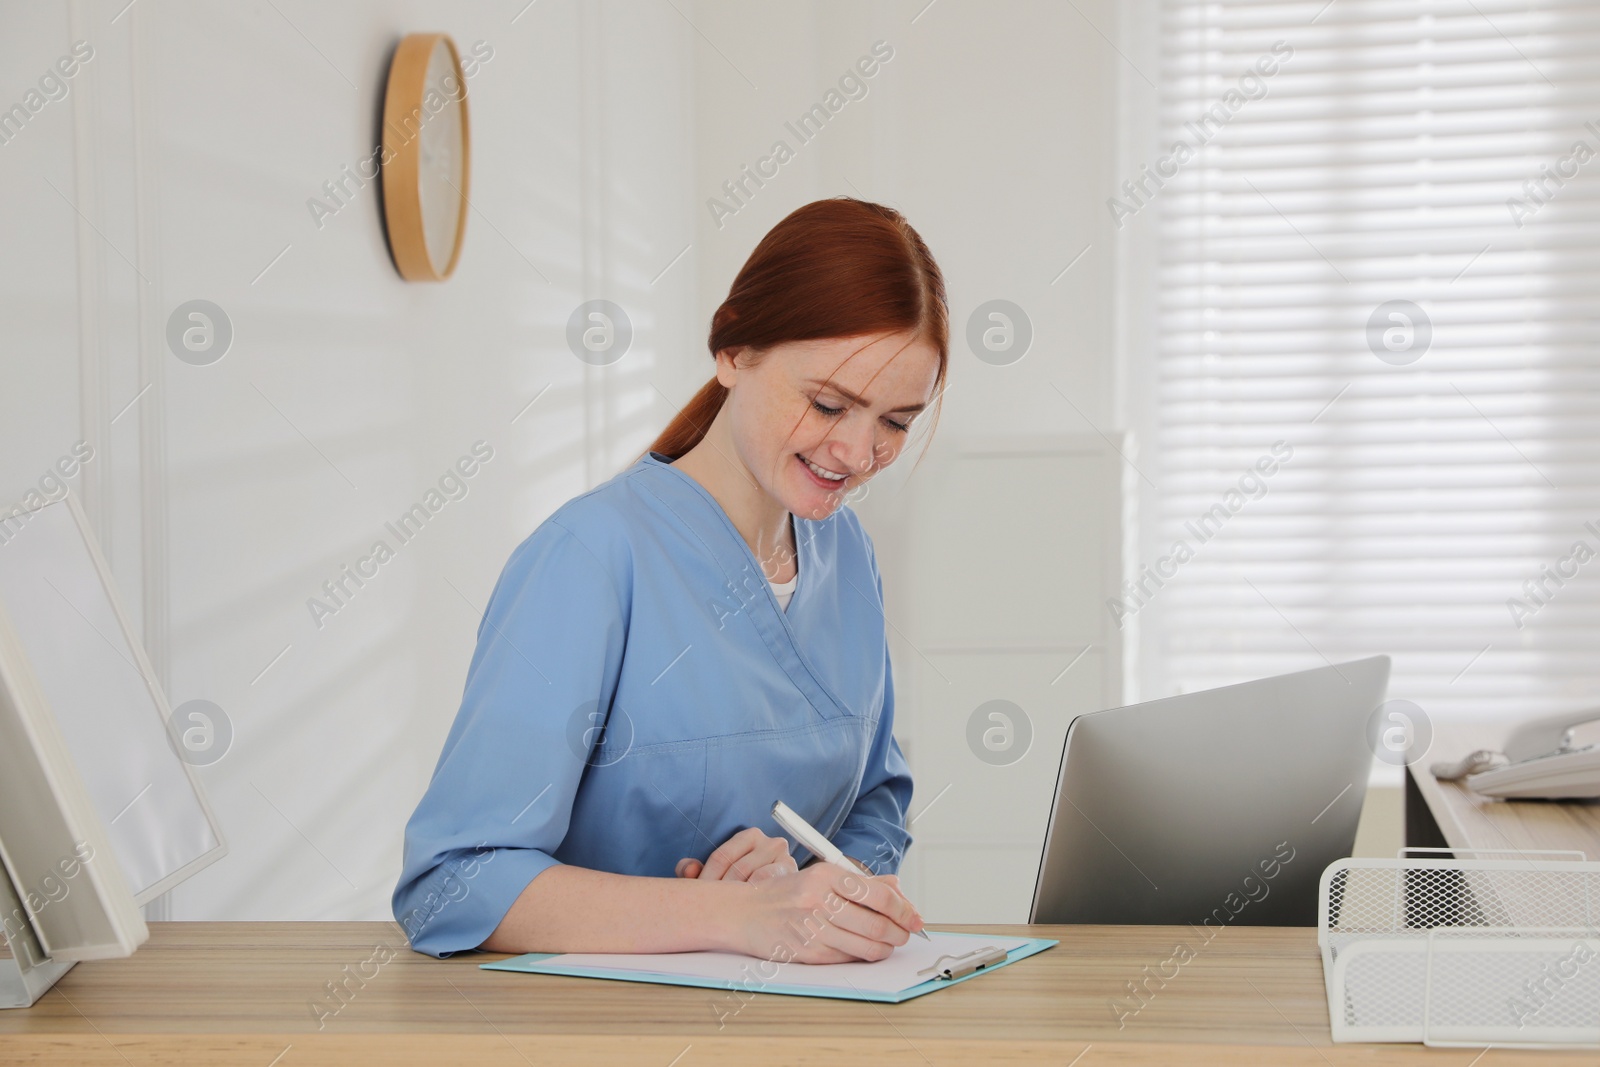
1319 848 1600 1048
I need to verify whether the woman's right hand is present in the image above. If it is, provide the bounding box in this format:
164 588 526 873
728 862 924 963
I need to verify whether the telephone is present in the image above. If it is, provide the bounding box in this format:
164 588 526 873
1430 706 1600 799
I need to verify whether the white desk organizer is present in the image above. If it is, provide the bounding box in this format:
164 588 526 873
1319 848 1600 1048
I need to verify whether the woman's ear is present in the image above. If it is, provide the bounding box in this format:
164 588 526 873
713 347 742 389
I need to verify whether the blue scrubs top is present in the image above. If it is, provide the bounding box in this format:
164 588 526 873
392 450 914 957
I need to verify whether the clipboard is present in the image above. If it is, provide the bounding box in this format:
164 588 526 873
480 930 1057 1004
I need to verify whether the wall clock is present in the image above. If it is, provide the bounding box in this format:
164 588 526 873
381 33 470 281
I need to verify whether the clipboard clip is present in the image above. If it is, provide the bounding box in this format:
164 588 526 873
915 945 1009 981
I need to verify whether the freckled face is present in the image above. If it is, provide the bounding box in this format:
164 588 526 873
715 331 941 521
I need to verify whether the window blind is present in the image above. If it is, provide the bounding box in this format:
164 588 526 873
1140 0 1600 735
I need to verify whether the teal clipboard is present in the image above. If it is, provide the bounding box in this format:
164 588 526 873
479 931 1058 1004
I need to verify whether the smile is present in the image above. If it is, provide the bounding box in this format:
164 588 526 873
797 453 848 484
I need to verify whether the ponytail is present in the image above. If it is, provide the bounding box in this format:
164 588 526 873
649 376 728 462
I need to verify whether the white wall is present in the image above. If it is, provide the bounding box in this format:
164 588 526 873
690 1 1118 429
3 0 700 921
4 0 1124 926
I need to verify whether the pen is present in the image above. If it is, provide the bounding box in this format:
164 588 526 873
771 799 930 941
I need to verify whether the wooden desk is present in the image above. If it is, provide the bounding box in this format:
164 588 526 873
1407 721 1600 859
0 921 1592 1064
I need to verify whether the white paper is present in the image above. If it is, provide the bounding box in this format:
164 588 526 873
540 932 1033 995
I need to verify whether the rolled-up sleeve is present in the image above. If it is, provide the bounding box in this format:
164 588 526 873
392 519 627 958
832 547 913 875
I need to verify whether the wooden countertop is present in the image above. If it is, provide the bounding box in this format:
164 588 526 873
1409 720 1600 858
1 921 1592 1064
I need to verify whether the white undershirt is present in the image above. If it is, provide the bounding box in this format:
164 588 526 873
769 522 799 611
770 560 797 611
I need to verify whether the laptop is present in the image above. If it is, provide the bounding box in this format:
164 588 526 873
1029 656 1392 926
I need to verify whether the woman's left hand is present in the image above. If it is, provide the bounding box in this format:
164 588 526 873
675 827 798 884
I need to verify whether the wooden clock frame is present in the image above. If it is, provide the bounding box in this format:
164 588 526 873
381 33 471 282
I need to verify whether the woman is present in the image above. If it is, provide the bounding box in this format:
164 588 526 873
393 197 949 964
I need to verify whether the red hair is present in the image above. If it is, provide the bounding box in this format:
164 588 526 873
645 197 949 461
